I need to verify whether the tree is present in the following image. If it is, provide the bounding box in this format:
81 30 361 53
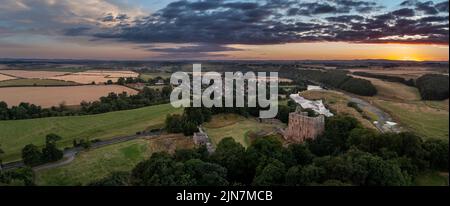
117 77 125 85
182 120 198 136
277 105 291 123
211 137 248 184
183 159 228 186
41 134 63 162
252 159 286 186
0 144 4 169
131 152 184 186
423 139 449 171
22 144 42 166
288 144 314 166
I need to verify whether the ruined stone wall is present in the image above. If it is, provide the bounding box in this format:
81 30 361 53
284 112 325 143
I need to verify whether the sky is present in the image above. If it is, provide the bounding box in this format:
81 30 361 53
0 0 448 61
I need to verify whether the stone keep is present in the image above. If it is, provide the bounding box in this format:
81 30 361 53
284 111 325 143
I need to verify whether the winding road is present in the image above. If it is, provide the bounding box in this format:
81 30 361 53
1 130 163 171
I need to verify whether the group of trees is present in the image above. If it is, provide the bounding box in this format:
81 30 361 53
80 87 171 115
352 72 415 86
165 107 212 135
291 70 378 96
0 86 172 120
92 115 449 186
416 74 449 100
0 102 77 120
117 76 170 86
21 134 64 167
0 167 34 186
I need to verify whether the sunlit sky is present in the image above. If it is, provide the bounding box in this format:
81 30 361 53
0 0 448 61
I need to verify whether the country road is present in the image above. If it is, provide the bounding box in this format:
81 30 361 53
1 130 163 171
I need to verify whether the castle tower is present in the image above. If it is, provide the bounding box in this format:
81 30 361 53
284 109 325 143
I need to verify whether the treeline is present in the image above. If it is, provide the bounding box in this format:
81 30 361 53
90 115 448 186
0 86 172 120
293 70 377 96
352 72 415 86
416 74 449 100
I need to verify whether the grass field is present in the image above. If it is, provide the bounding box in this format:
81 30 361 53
0 104 182 162
0 78 78 87
375 100 449 140
350 75 449 140
350 74 421 102
139 72 172 81
35 135 194 186
414 172 449 186
203 114 284 147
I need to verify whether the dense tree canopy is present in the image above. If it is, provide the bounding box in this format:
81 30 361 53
416 74 449 100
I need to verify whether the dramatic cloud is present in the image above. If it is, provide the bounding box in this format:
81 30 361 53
89 0 448 50
1 0 448 56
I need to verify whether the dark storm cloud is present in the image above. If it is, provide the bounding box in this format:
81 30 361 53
416 1 439 15
435 1 449 12
84 0 449 53
392 8 415 17
63 27 92 36
144 44 244 53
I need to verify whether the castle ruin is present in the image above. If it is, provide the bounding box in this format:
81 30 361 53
283 108 325 143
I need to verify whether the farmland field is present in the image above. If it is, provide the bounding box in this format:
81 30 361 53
35 135 194 186
349 67 443 79
203 114 284 147
50 70 139 84
0 74 16 81
0 78 78 87
0 103 182 162
139 72 173 80
0 70 69 79
0 85 137 108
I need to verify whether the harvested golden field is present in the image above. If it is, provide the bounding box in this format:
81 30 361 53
0 70 69 79
50 70 139 84
0 73 16 81
0 85 138 108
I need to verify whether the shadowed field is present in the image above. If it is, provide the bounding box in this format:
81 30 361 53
35 135 194 186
